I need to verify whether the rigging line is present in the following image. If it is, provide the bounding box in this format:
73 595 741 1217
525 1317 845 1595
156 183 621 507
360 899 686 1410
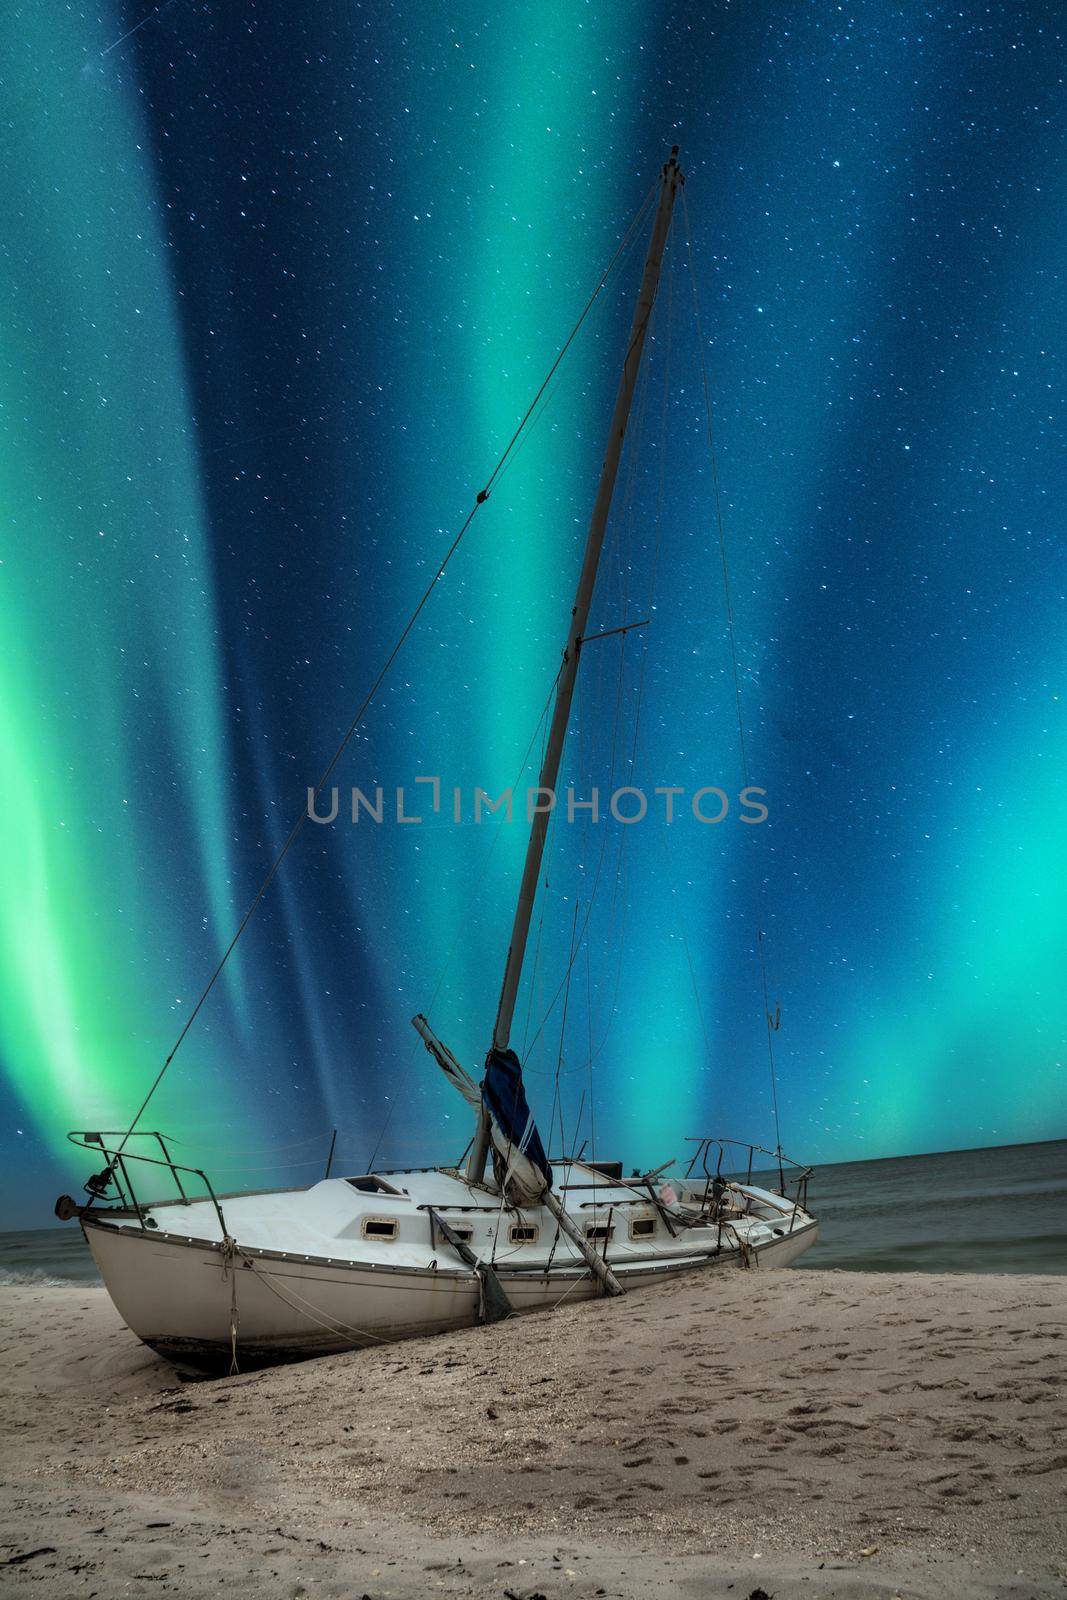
520 767 612 1063
548 1267 595 1313
574 322 653 1145
76 284 610 523
553 262 657 1106
567 669 600 1114
519 862 549 1060
668 842 715 1070
509 215 677 1077
483 181 657 501
587 226 675 1072
550 894 583 1164
518 606 572 1064
567 1086 587 1165
607 244 672 1008
521 681 617 1067
518 615 558 1069
586 938 596 1162
165 1130 338 1152
116 185 656 1156
680 185 783 1156
489 1175 512 1262
679 187 752 781
618 219 674 855
365 658 564 1170
518 261 668 1073
250 1260 390 1344
588 867 631 1073
582 237 707 1090
173 1157 350 1174
585 289 652 768
490 370 566 491
492 190 655 497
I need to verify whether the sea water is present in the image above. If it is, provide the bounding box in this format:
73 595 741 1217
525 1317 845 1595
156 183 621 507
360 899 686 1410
1 1138 1063 1285
794 1137 1067 1274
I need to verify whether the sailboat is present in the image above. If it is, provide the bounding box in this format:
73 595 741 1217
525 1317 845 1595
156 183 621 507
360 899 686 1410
56 148 819 1369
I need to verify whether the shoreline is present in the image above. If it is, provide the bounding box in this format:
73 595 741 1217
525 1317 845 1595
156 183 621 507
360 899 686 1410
1 1269 1065 1596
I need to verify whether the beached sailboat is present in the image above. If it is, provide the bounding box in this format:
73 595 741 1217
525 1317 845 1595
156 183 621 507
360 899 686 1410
57 148 818 1368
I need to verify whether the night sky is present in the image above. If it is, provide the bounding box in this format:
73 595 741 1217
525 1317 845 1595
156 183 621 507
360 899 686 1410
2 2 1065 1223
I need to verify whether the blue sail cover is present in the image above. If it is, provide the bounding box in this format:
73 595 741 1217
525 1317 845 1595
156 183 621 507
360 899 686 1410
482 1047 552 1193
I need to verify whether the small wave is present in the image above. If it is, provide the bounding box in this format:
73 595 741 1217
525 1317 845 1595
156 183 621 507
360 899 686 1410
0 1267 98 1288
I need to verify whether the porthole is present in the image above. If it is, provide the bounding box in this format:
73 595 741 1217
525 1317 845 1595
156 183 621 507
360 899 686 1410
508 1223 539 1245
585 1224 614 1243
629 1216 655 1240
362 1217 398 1241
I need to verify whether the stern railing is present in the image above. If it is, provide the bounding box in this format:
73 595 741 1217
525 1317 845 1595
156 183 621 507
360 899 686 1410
683 1135 813 1215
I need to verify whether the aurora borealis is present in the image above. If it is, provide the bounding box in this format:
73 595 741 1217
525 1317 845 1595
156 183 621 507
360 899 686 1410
2 3 1064 1223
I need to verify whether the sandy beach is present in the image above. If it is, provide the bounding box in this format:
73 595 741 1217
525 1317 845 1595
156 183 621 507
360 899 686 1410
1 1268 1064 1598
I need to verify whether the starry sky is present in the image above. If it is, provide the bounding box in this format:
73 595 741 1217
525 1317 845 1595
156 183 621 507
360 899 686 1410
2 2 1064 1224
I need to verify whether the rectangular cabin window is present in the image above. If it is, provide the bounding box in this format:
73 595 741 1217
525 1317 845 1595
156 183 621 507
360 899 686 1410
585 1223 614 1243
630 1217 656 1240
447 1225 473 1244
508 1223 539 1245
362 1217 398 1241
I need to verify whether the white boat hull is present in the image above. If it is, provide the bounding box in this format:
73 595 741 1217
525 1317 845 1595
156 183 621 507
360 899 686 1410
82 1205 819 1368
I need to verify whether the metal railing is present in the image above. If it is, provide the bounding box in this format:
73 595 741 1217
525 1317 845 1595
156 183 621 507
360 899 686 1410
67 1130 231 1241
683 1135 813 1213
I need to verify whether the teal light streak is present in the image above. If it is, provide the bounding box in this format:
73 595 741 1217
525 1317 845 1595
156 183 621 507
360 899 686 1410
0 7 253 1161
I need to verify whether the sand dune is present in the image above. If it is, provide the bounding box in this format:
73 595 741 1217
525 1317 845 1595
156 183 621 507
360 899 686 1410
1 1269 1064 1597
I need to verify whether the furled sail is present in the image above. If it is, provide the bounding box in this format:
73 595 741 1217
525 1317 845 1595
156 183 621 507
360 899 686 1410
413 1016 550 1204
482 1047 552 1205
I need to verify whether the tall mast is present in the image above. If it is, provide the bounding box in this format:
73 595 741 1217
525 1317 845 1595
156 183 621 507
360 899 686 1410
491 148 683 1057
